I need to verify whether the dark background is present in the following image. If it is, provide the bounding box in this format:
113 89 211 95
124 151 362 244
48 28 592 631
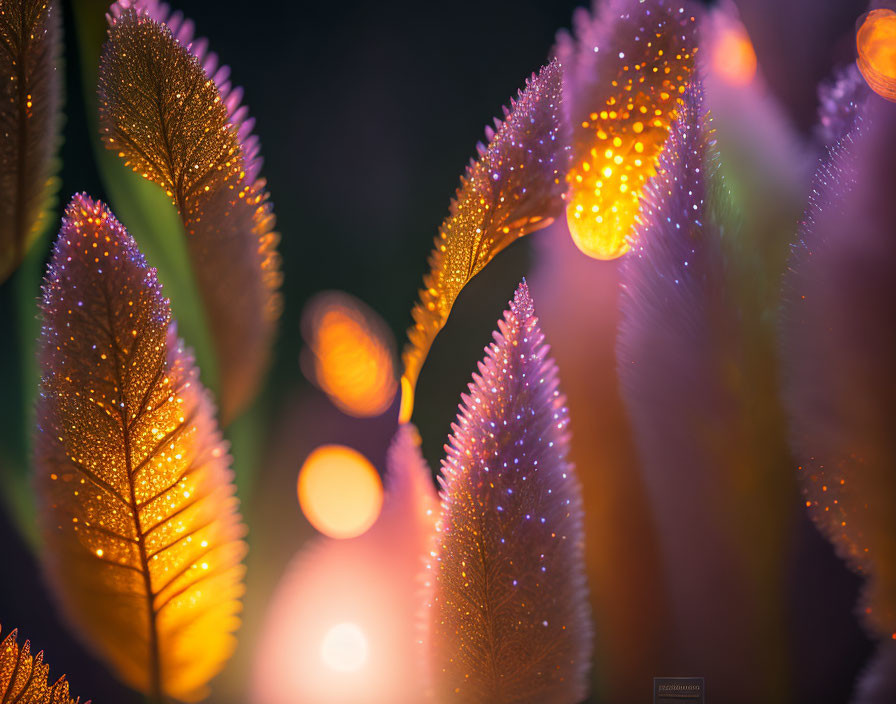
0 0 871 702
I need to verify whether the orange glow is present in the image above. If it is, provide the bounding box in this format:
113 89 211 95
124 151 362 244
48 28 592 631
712 26 757 86
566 12 696 260
297 446 383 539
301 292 398 418
857 9 896 102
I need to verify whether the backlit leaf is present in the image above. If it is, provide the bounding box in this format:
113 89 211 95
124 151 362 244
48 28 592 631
556 0 697 260
0 623 87 703
0 0 63 282
35 194 247 702
98 1 282 421
400 61 567 422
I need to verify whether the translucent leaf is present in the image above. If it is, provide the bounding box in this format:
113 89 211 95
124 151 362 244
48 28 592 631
426 281 591 704
35 194 247 702
781 92 896 639
400 61 567 422
0 0 63 282
557 0 697 260
98 2 282 421
0 623 87 703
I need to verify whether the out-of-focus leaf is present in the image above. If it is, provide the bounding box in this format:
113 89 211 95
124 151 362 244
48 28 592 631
400 61 567 423
617 83 795 699
781 92 896 640
0 0 63 283
35 194 247 702
0 623 88 703
98 1 282 422
426 281 591 704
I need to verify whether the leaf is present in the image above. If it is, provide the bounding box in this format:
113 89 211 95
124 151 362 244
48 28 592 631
0 623 87 703
0 0 63 283
781 92 896 640
426 281 591 704
617 82 795 697
34 194 248 702
252 424 437 704
556 0 697 260
400 60 567 422
98 2 282 421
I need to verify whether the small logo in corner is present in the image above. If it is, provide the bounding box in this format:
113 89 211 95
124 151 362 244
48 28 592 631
654 677 705 703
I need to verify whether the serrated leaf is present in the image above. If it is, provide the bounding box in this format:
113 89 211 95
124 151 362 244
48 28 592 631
426 281 591 704
0 623 87 703
0 0 63 283
781 92 896 640
34 194 247 702
400 61 567 422
556 0 697 260
98 2 281 421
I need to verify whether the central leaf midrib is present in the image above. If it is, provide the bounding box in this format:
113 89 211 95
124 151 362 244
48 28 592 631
105 286 164 703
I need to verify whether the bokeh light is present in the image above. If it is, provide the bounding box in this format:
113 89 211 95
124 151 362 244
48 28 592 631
297 445 383 539
857 9 896 102
712 24 757 86
320 623 369 672
301 291 398 417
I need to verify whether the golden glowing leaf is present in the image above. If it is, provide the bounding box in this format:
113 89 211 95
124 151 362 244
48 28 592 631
556 0 697 259
35 194 247 702
98 3 282 420
301 291 398 418
0 0 63 282
0 624 87 703
400 60 567 422
857 9 896 103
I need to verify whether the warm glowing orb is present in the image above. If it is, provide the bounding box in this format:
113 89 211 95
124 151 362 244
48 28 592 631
298 445 383 539
301 292 398 418
566 9 696 260
857 9 896 102
712 26 757 86
320 623 369 672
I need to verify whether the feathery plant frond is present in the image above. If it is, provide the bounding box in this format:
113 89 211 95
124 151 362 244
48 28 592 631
0 623 87 703
556 0 697 260
0 0 63 282
35 194 247 702
98 1 282 421
426 281 591 704
781 91 896 640
400 61 568 423
617 81 794 697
